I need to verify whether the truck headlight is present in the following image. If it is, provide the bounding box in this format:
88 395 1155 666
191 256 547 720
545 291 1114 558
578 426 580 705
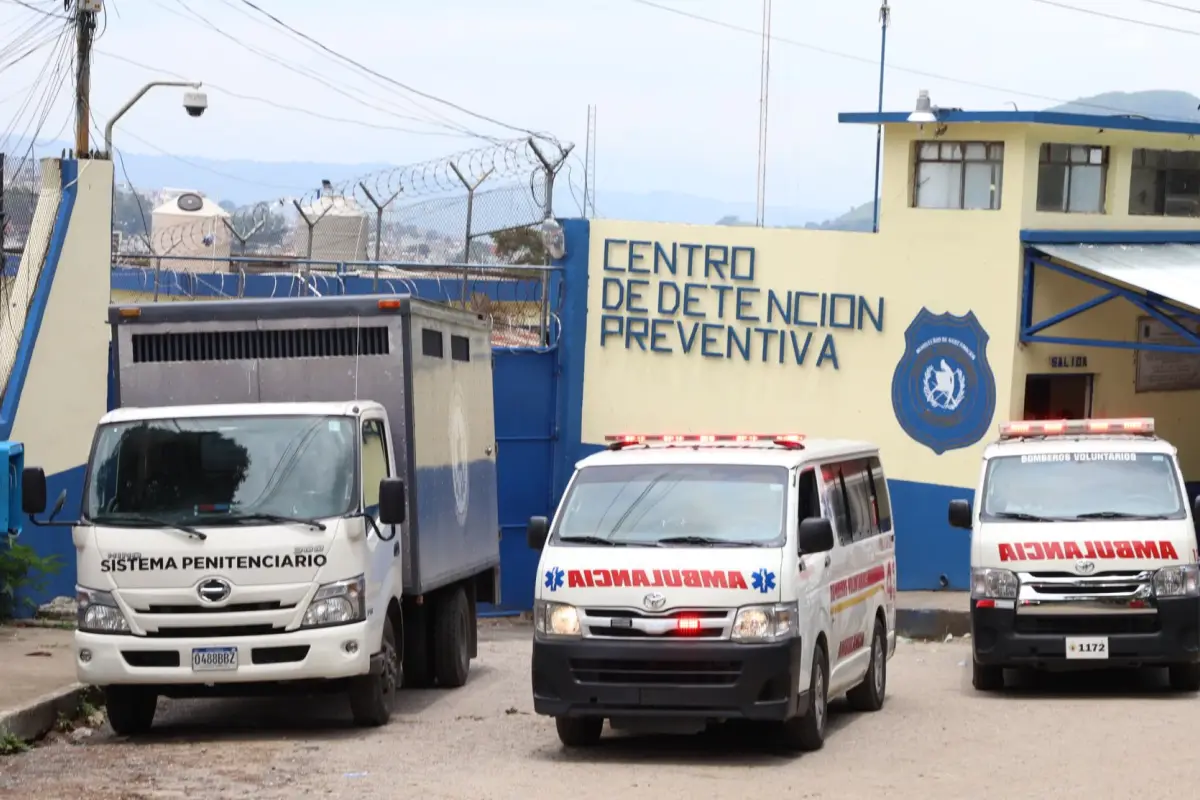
971 567 1019 599
301 574 366 628
1154 565 1200 598
77 586 131 634
535 600 581 637
731 602 798 643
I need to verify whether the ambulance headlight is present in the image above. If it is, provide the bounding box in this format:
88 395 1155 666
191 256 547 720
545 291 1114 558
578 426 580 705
301 574 366 628
535 600 581 637
971 568 1018 599
731 602 798 643
76 586 131 634
1154 565 1200 598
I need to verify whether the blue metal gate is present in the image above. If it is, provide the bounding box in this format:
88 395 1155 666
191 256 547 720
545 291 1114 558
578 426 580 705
485 348 558 613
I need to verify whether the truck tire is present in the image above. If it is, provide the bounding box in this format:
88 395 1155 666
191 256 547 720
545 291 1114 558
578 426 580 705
847 619 887 712
781 642 827 752
972 661 1004 692
432 586 472 688
348 620 400 726
1168 663 1200 692
555 716 603 747
104 686 158 736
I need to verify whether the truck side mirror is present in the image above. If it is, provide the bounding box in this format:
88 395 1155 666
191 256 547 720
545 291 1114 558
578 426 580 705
948 499 973 530
527 516 549 550
377 477 406 525
798 517 834 554
21 467 46 515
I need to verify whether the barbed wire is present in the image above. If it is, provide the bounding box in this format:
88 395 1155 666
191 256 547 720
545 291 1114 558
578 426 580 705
112 135 574 268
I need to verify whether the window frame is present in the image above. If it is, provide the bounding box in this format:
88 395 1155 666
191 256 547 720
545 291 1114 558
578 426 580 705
912 140 1005 211
360 416 391 513
1036 143 1109 214
1129 147 1200 218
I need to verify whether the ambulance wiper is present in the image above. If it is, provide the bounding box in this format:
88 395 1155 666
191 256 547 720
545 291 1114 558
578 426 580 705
655 536 753 547
992 511 1056 522
90 513 208 541
212 512 327 531
1072 511 1169 520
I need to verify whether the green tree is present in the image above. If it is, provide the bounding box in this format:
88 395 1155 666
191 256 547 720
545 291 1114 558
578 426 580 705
490 226 546 265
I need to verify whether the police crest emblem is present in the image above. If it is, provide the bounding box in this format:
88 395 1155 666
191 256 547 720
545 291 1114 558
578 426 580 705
890 309 996 455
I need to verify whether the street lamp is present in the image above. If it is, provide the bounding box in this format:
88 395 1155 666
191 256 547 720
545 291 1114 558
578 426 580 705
103 81 207 158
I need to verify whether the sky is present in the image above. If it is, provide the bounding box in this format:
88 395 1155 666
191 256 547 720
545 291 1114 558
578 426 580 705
0 0 1185 214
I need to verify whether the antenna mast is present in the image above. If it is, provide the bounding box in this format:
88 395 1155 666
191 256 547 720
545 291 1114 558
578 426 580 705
755 0 773 227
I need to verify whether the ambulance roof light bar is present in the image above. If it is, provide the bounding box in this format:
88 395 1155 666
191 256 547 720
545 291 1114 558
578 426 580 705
998 418 1155 439
604 433 806 451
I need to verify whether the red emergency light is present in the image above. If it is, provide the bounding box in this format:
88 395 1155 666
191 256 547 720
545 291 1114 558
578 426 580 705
998 417 1155 439
604 433 806 450
676 614 702 635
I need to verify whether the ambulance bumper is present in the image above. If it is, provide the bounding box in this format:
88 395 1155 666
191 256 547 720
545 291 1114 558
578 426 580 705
75 622 374 692
531 636 805 721
971 597 1200 667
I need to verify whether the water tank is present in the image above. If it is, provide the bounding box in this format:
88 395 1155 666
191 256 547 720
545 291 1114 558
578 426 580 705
291 195 370 263
149 191 232 272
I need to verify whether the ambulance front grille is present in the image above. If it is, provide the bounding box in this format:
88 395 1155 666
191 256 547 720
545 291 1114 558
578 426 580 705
1014 615 1160 635
569 658 742 686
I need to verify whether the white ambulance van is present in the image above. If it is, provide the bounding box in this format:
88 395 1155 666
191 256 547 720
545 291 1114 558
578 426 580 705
526 433 898 751
950 418 1200 691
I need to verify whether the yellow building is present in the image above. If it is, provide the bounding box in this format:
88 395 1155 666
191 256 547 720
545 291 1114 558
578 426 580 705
558 103 1200 590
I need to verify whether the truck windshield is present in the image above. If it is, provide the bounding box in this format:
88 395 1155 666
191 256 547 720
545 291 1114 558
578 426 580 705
551 463 788 546
84 415 357 524
981 451 1186 521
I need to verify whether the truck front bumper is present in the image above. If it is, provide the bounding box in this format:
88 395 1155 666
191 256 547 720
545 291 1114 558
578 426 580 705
972 597 1200 668
76 621 373 690
531 636 805 721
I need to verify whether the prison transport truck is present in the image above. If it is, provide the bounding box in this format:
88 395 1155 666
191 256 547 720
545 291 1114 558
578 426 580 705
21 295 501 734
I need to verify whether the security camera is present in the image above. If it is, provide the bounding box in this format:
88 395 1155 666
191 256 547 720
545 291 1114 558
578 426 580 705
183 90 208 118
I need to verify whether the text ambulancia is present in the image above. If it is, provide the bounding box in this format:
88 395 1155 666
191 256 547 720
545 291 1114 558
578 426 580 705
949 418 1200 692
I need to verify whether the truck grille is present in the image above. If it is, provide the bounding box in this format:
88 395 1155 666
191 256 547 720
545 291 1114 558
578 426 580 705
131 326 390 364
140 601 293 615
569 658 742 686
144 624 283 639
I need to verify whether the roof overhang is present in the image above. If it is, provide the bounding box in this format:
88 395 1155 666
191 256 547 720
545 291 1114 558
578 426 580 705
838 110 1200 137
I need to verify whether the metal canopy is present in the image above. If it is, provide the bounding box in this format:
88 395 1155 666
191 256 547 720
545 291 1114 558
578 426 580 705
1021 243 1200 355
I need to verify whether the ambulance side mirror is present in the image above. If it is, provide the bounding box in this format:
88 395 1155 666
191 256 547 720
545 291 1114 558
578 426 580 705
948 499 973 530
1192 495 1200 520
527 516 549 550
798 517 834 554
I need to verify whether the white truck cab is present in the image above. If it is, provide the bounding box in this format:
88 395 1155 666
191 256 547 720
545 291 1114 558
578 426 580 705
527 432 898 752
950 417 1200 691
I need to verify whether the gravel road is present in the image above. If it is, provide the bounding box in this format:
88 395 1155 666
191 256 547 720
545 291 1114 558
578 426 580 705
0 623 1195 799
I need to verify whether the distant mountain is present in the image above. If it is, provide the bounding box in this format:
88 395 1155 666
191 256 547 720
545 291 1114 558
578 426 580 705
817 89 1200 232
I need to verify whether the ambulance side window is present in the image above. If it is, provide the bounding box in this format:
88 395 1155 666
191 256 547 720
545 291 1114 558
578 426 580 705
866 456 892 533
797 468 821 524
821 463 853 547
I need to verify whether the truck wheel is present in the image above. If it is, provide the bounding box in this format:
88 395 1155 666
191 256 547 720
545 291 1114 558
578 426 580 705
555 716 602 747
432 586 472 688
972 661 1005 692
104 686 158 736
781 642 827 752
1168 663 1200 692
348 620 400 726
847 619 887 712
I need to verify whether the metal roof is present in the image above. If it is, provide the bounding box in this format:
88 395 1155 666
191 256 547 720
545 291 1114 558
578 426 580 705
837 110 1200 137
1033 243 1200 312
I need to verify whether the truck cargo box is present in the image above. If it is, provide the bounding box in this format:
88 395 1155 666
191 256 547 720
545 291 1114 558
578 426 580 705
107 295 500 598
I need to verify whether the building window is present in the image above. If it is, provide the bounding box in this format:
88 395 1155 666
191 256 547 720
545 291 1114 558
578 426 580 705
912 141 1004 210
1036 144 1108 213
1129 148 1200 217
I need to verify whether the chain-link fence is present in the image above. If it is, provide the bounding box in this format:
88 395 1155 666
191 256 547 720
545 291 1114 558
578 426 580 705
1 155 41 258
113 136 574 272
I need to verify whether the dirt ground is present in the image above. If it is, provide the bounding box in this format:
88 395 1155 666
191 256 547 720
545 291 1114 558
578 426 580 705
0 623 1197 799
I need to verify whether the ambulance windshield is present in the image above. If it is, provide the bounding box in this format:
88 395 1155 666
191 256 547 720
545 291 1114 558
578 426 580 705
552 463 788 546
83 415 358 524
981 451 1186 521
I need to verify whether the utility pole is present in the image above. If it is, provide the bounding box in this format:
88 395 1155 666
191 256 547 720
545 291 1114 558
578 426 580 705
74 1 101 156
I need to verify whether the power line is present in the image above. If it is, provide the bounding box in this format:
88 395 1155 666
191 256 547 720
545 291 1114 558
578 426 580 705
1 0 71 21
1140 0 1200 12
1030 0 1200 36
232 0 557 142
92 49 479 139
630 0 1200 121
109 126 310 192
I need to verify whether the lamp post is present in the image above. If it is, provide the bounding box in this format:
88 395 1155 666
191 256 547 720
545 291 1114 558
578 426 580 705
103 80 207 157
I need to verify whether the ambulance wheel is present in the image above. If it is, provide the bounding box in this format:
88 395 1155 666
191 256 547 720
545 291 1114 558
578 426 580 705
1168 663 1200 692
432 586 472 688
555 716 603 747
104 686 157 736
349 620 399 727
781 642 828 752
972 661 1005 692
847 619 887 712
